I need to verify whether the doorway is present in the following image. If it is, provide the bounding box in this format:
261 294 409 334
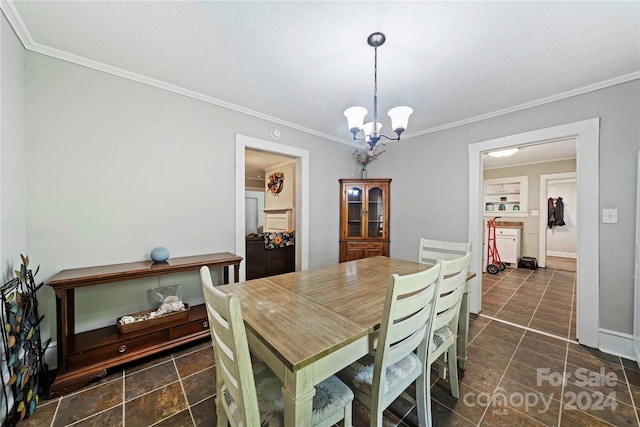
235 134 310 282
539 173 577 270
468 118 600 348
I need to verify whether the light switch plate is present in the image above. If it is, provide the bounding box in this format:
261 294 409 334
531 209 540 217
602 209 618 224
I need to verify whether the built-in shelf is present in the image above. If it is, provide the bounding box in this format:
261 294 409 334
483 176 529 217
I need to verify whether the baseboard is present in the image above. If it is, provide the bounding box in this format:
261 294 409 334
546 251 577 259
598 328 635 360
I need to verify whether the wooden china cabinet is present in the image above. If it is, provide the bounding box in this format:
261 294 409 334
339 178 391 262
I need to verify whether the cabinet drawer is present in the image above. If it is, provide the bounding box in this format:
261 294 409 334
68 330 168 370
347 242 383 249
169 318 210 339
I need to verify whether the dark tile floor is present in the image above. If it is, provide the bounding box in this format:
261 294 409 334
482 266 577 341
18 269 640 427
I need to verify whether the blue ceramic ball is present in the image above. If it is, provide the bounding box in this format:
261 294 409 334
150 247 170 262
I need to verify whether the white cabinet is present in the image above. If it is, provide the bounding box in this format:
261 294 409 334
483 176 528 217
496 228 521 264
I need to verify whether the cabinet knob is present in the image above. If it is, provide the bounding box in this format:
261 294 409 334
118 345 127 353
203 321 209 329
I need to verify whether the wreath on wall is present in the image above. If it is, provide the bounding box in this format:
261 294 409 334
267 171 284 196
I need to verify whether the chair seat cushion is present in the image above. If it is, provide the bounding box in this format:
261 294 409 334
223 362 353 426
431 326 453 352
338 352 421 396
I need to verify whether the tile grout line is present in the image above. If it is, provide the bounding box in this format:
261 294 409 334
487 269 533 320
172 352 197 426
524 269 555 331
556 327 571 427
478 314 579 345
49 397 61 427
477 313 539 426
620 361 640 427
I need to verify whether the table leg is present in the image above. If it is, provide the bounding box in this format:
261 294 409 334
223 265 229 285
458 285 470 370
282 367 315 427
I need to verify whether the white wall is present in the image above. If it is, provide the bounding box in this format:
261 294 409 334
264 161 295 210
546 180 577 257
380 79 639 335
23 52 355 354
1 12 26 280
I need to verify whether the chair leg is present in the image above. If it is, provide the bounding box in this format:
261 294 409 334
340 400 353 427
215 396 229 427
416 373 428 427
438 353 447 380
448 345 460 399
369 406 383 427
426 379 433 427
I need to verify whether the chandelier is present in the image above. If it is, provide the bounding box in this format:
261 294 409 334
344 32 413 151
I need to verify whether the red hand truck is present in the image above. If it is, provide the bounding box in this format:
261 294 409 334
486 217 506 274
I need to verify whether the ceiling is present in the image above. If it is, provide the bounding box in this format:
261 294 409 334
3 1 639 147
245 149 294 183
482 138 577 169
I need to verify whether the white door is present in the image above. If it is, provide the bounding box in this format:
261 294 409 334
245 197 258 233
634 151 640 367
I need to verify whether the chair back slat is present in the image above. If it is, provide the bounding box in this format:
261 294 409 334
419 238 471 265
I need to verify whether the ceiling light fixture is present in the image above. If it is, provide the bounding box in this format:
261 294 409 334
344 32 413 151
488 148 519 158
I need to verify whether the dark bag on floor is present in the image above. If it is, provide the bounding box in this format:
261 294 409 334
518 257 538 270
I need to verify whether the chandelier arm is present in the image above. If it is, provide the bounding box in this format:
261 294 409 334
379 133 401 142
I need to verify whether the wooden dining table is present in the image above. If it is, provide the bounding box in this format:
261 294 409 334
216 256 475 426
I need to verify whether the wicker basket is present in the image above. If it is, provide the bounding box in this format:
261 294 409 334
117 303 189 334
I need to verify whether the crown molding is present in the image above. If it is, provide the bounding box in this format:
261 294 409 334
3 1 638 148
404 71 640 140
0 1 352 146
1 1 33 45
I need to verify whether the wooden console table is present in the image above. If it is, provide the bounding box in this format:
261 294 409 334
47 252 242 397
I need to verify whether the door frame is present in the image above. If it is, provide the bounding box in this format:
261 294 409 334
539 172 577 267
235 134 309 281
468 118 600 348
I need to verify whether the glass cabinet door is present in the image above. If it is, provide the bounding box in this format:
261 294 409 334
347 186 364 237
367 186 384 238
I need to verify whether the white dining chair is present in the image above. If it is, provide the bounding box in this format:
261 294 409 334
425 252 471 427
418 238 471 265
418 238 473 370
200 266 354 427
337 262 443 427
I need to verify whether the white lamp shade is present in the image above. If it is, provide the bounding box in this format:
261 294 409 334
363 121 383 136
344 107 367 132
388 106 413 132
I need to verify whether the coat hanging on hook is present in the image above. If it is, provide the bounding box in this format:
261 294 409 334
548 197 566 228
